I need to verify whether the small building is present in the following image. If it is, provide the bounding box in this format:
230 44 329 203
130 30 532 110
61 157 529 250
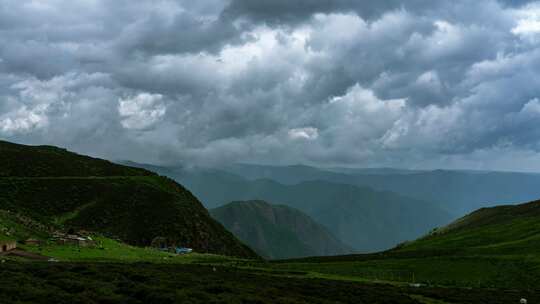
77 236 96 247
0 240 16 253
175 247 193 255
52 233 96 247
24 239 43 246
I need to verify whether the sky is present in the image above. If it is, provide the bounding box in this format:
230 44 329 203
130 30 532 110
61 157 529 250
2 0 540 171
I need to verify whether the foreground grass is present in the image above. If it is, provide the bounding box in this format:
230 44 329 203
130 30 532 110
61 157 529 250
18 234 540 291
267 205 540 291
0 261 538 304
0 262 422 304
6 235 540 303
21 237 239 265
269 254 540 290
400 217 540 255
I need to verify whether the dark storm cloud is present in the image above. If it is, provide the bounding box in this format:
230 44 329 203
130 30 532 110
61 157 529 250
222 0 430 23
2 0 540 171
223 0 536 24
114 11 249 57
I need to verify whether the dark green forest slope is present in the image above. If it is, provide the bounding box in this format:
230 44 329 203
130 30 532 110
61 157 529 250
0 141 256 258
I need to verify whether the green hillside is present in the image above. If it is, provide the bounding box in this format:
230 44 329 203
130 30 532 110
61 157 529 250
0 141 257 258
397 199 540 255
211 200 352 259
271 199 540 289
0 140 151 177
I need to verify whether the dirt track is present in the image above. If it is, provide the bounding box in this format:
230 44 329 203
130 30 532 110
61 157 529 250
1 249 50 261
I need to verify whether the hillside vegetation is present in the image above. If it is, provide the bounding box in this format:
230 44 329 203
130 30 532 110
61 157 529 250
0 140 151 177
0 141 257 258
211 200 352 259
397 199 540 255
272 199 540 289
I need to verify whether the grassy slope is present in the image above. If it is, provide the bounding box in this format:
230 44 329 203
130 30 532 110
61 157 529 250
22 236 237 264
269 200 540 290
0 140 151 177
2 260 539 304
400 199 540 254
0 141 257 258
0 207 231 264
0 210 50 241
0 262 427 304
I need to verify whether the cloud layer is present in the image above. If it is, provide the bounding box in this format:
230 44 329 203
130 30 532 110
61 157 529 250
2 0 540 171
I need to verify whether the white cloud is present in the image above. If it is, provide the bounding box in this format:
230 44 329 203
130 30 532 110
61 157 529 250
381 103 464 150
288 127 319 141
327 84 406 122
118 93 167 130
512 4 540 39
416 70 441 87
520 98 540 116
0 105 49 135
513 19 540 35
315 84 407 154
0 72 109 135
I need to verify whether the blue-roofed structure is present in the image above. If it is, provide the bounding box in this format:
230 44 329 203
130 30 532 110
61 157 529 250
175 247 193 254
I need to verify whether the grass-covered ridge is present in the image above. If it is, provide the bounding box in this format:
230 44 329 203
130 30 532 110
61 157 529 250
0 140 151 177
269 199 540 290
0 140 257 258
398 199 540 254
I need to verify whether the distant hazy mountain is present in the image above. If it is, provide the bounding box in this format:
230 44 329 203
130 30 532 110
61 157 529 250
210 200 352 259
324 167 426 175
352 170 540 215
221 164 540 215
221 163 349 185
126 162 452 252
224 164 424 181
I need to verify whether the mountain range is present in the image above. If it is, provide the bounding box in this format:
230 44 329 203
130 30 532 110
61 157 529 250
126 163 453 252
222 163 540 215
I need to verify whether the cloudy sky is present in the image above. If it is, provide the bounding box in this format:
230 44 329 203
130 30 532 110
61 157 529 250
2 0 540 171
